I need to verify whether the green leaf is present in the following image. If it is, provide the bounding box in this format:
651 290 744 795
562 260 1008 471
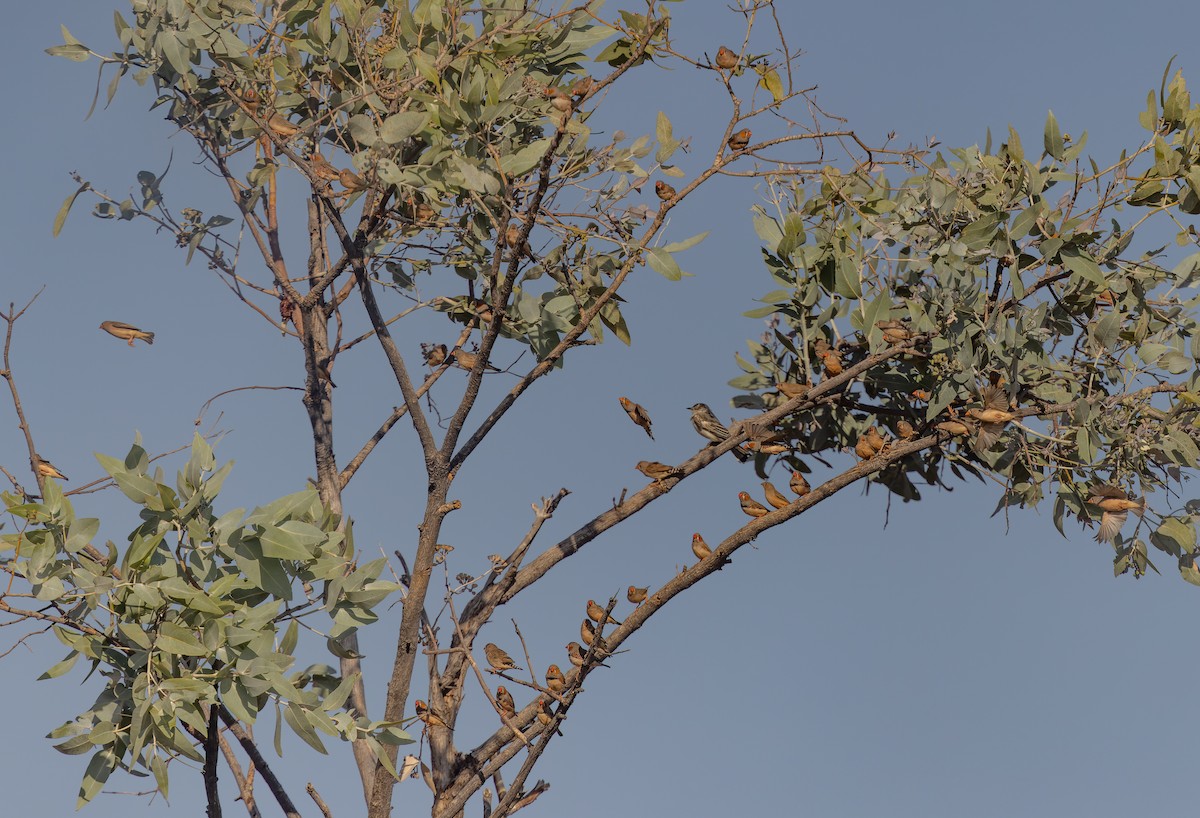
78 749 119 807
39 651 81 680
156 622 209 657
661 231 709 253
655 111 680 163
379 112 428 144
284 703 329 753
53 182 91 236
646 247 682 280
347 114 378 147
1043 110 1064 161
758 68 785 103
1059 248 1106 286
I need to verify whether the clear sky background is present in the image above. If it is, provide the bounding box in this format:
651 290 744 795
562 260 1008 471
2 2 1199 817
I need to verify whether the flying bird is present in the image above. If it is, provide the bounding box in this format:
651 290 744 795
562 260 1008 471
1087 485 1146 543
100 320 154 346
619 396 655 440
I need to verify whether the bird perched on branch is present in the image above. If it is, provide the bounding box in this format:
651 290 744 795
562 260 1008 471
776 381 811 399
635 461 679 481
587 599 621 626
537 697 564 735
654 180 677 201
421 343 448 367
266 111 300 138
1087 485 1146 543
691 532 712 561
627 585 648 604
545 664 566 694
790 470 811 497
619 396 655 440
727 128 751 152
308 151 341 182
100 320 154 346
453 347 500 372
738 491 770 518
761 481 790 510
875 319 913 345
484 643 520 672
495 686 516 719
688 403 751 462
339 168 370 191
715 45 739 69
896 419 917 440
35 455 68 481
936 418 975 437
414 700 447 730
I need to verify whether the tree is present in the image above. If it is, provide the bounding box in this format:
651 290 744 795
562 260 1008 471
5 0 1200 815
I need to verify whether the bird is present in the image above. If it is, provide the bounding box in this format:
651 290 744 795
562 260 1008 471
537 697 563 735
635 461 679 481
570 76 595 97
339 168 369 191
618 396 655 440
715 45 739 69
776 381 811 399
875 319 913 345
864 426 888 454
688 403 751 462
727 128 751 152
627 585 648 604
738 491 770 518
545 87 573 112
495 686 516 718
545 664 566 694
315 359 336 389
469 298 495 324
414 699 447 730
966 385 1017 449
654 180 676 201
100 320 154 346
936 418 974 437
761 481 790 510
1087 486 1146 543
587 599 621 626
484 643 520 672
580 618 597 646
503 222 530 259
452 347 500 372
422 343 448 367
896 419 917 440
266 111 300 137
790 470 811 496
308 151 341 182
35 455 68 481
691 532 712 561
238 87 260 114
819 348 844 377
566 641 609 669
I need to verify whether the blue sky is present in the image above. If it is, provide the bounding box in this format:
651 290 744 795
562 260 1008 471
2 2 1199 817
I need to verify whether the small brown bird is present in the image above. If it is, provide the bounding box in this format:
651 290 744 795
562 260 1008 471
545 87 573 112
504 222 524 253
565 641 586 668
776 381 811 399
414 699 447 730
469 298 495 324
864 426 888 454
743 440 789 455
35 455 68 481
580 618 597 646
536 697 563 735
966 385 1017 449
545 664 566 694
309 151 341 182
688 403 751 462
484 643 521 672
266 111 300 137
727 128 751 152
100 320 155 346
936 418 974 437
855 435 877 460
654 180 676 201
715 45 739 70
738 491 770 518
627 585 648 604
691 532 712 561
876 319 913 345
819 348 844 377
790 470 811 497
570 76 595 97
761 481 790 510
1087 485 1146 543
422 343 448 367
896 419 917 440
339 168 369 191
239 87 260 114
635 461 679 481
619 396 655 440
587 599 621 626
495 686 516 718
452 347 500 372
